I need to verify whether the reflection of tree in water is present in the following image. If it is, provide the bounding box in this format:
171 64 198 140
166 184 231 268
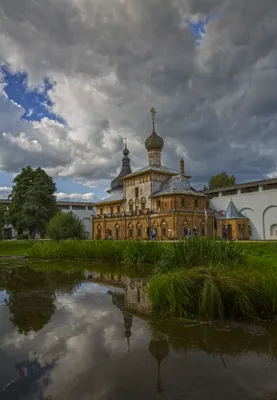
110 291 133 351
0 266 83 335
149 333 169 394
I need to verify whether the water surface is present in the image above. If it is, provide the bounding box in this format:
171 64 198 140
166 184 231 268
1 263 277 400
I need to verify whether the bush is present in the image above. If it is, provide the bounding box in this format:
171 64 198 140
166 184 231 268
17 233 29 240
46 212 86 241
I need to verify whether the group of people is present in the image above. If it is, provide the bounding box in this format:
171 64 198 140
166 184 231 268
184 225 198 239
147 227 157 240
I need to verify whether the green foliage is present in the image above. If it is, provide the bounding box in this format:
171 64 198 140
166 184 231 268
123 239 168 273
204 172 236 190
8 166 57 238
17 233 29 240
0 240 33 256
46 211 86 241
155 238 245 273
29 239 128 262
148 267 258 319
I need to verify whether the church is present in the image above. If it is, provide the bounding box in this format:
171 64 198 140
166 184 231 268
91 108 214 240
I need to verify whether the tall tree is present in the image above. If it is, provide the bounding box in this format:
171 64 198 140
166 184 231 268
8 166 57 238
203 172 236 190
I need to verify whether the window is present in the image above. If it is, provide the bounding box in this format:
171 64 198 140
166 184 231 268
88 206 94 210
135 187 139 198
263 183 277 191
110 207 114 214
162 227 167 237
181 197 185 207
129 204 133 212
135 206 139 212
137 228 142 237
141 202 145 211
100 208 103 215
117 206 120 213
157 200 161 209
72 205 86 210
194 198 198 208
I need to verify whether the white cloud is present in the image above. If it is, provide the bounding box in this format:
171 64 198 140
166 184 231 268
0 186 12 198
0 186 99 202
55 192 100 202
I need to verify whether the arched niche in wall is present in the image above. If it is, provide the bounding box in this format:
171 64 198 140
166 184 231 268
239 207 255 239
270 224 277 237
262 205 277 240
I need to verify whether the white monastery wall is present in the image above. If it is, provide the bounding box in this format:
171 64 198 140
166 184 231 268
211 187 277 240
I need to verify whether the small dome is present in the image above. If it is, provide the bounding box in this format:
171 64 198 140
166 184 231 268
123 147 129 156
145 132 164 151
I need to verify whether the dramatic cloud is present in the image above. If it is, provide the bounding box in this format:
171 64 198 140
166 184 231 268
0 185 99 202
0 0 277 187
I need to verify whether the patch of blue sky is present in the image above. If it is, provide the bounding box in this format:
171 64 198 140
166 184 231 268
187 11 222 46
0 65 65 124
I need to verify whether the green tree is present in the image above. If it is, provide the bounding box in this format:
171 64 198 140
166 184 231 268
203 172 236 190
46 211 86 241
0 203 7 240
8 166 57 238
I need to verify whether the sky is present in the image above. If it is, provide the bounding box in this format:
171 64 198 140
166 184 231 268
0 0 277 201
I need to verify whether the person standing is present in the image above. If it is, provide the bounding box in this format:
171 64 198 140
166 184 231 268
193 225 198 237
184 226 188 238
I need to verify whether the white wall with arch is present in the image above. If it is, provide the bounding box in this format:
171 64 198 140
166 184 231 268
211 188 277 240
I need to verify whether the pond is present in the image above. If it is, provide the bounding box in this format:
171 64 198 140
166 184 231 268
1 262 277 400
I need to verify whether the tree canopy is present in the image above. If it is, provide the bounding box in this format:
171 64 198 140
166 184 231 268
203 172 236 190
8 166 57 238
46 211 86 241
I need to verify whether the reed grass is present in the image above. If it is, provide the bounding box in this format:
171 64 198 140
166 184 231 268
29 240 128 262
148 263 277 319
0 240 33 256
154 238 246 273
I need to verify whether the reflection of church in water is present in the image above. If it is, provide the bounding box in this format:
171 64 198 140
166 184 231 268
110 290 169 394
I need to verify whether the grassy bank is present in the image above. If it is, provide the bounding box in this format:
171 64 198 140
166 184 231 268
3 238 277 320
0 240 33 257
28 239 247 274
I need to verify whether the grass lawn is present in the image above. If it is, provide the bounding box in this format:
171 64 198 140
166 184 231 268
0 240 34 256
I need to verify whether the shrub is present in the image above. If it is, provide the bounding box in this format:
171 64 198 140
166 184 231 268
17 233 29 240
46 212 86 241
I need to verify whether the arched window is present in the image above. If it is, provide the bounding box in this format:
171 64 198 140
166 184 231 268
141 197 146 211
136 222 142 238
161 220 167 238
128 223 133 238
115 223 120 240
97 225 101 239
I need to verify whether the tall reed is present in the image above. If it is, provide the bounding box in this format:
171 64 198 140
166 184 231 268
155 238 246 273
